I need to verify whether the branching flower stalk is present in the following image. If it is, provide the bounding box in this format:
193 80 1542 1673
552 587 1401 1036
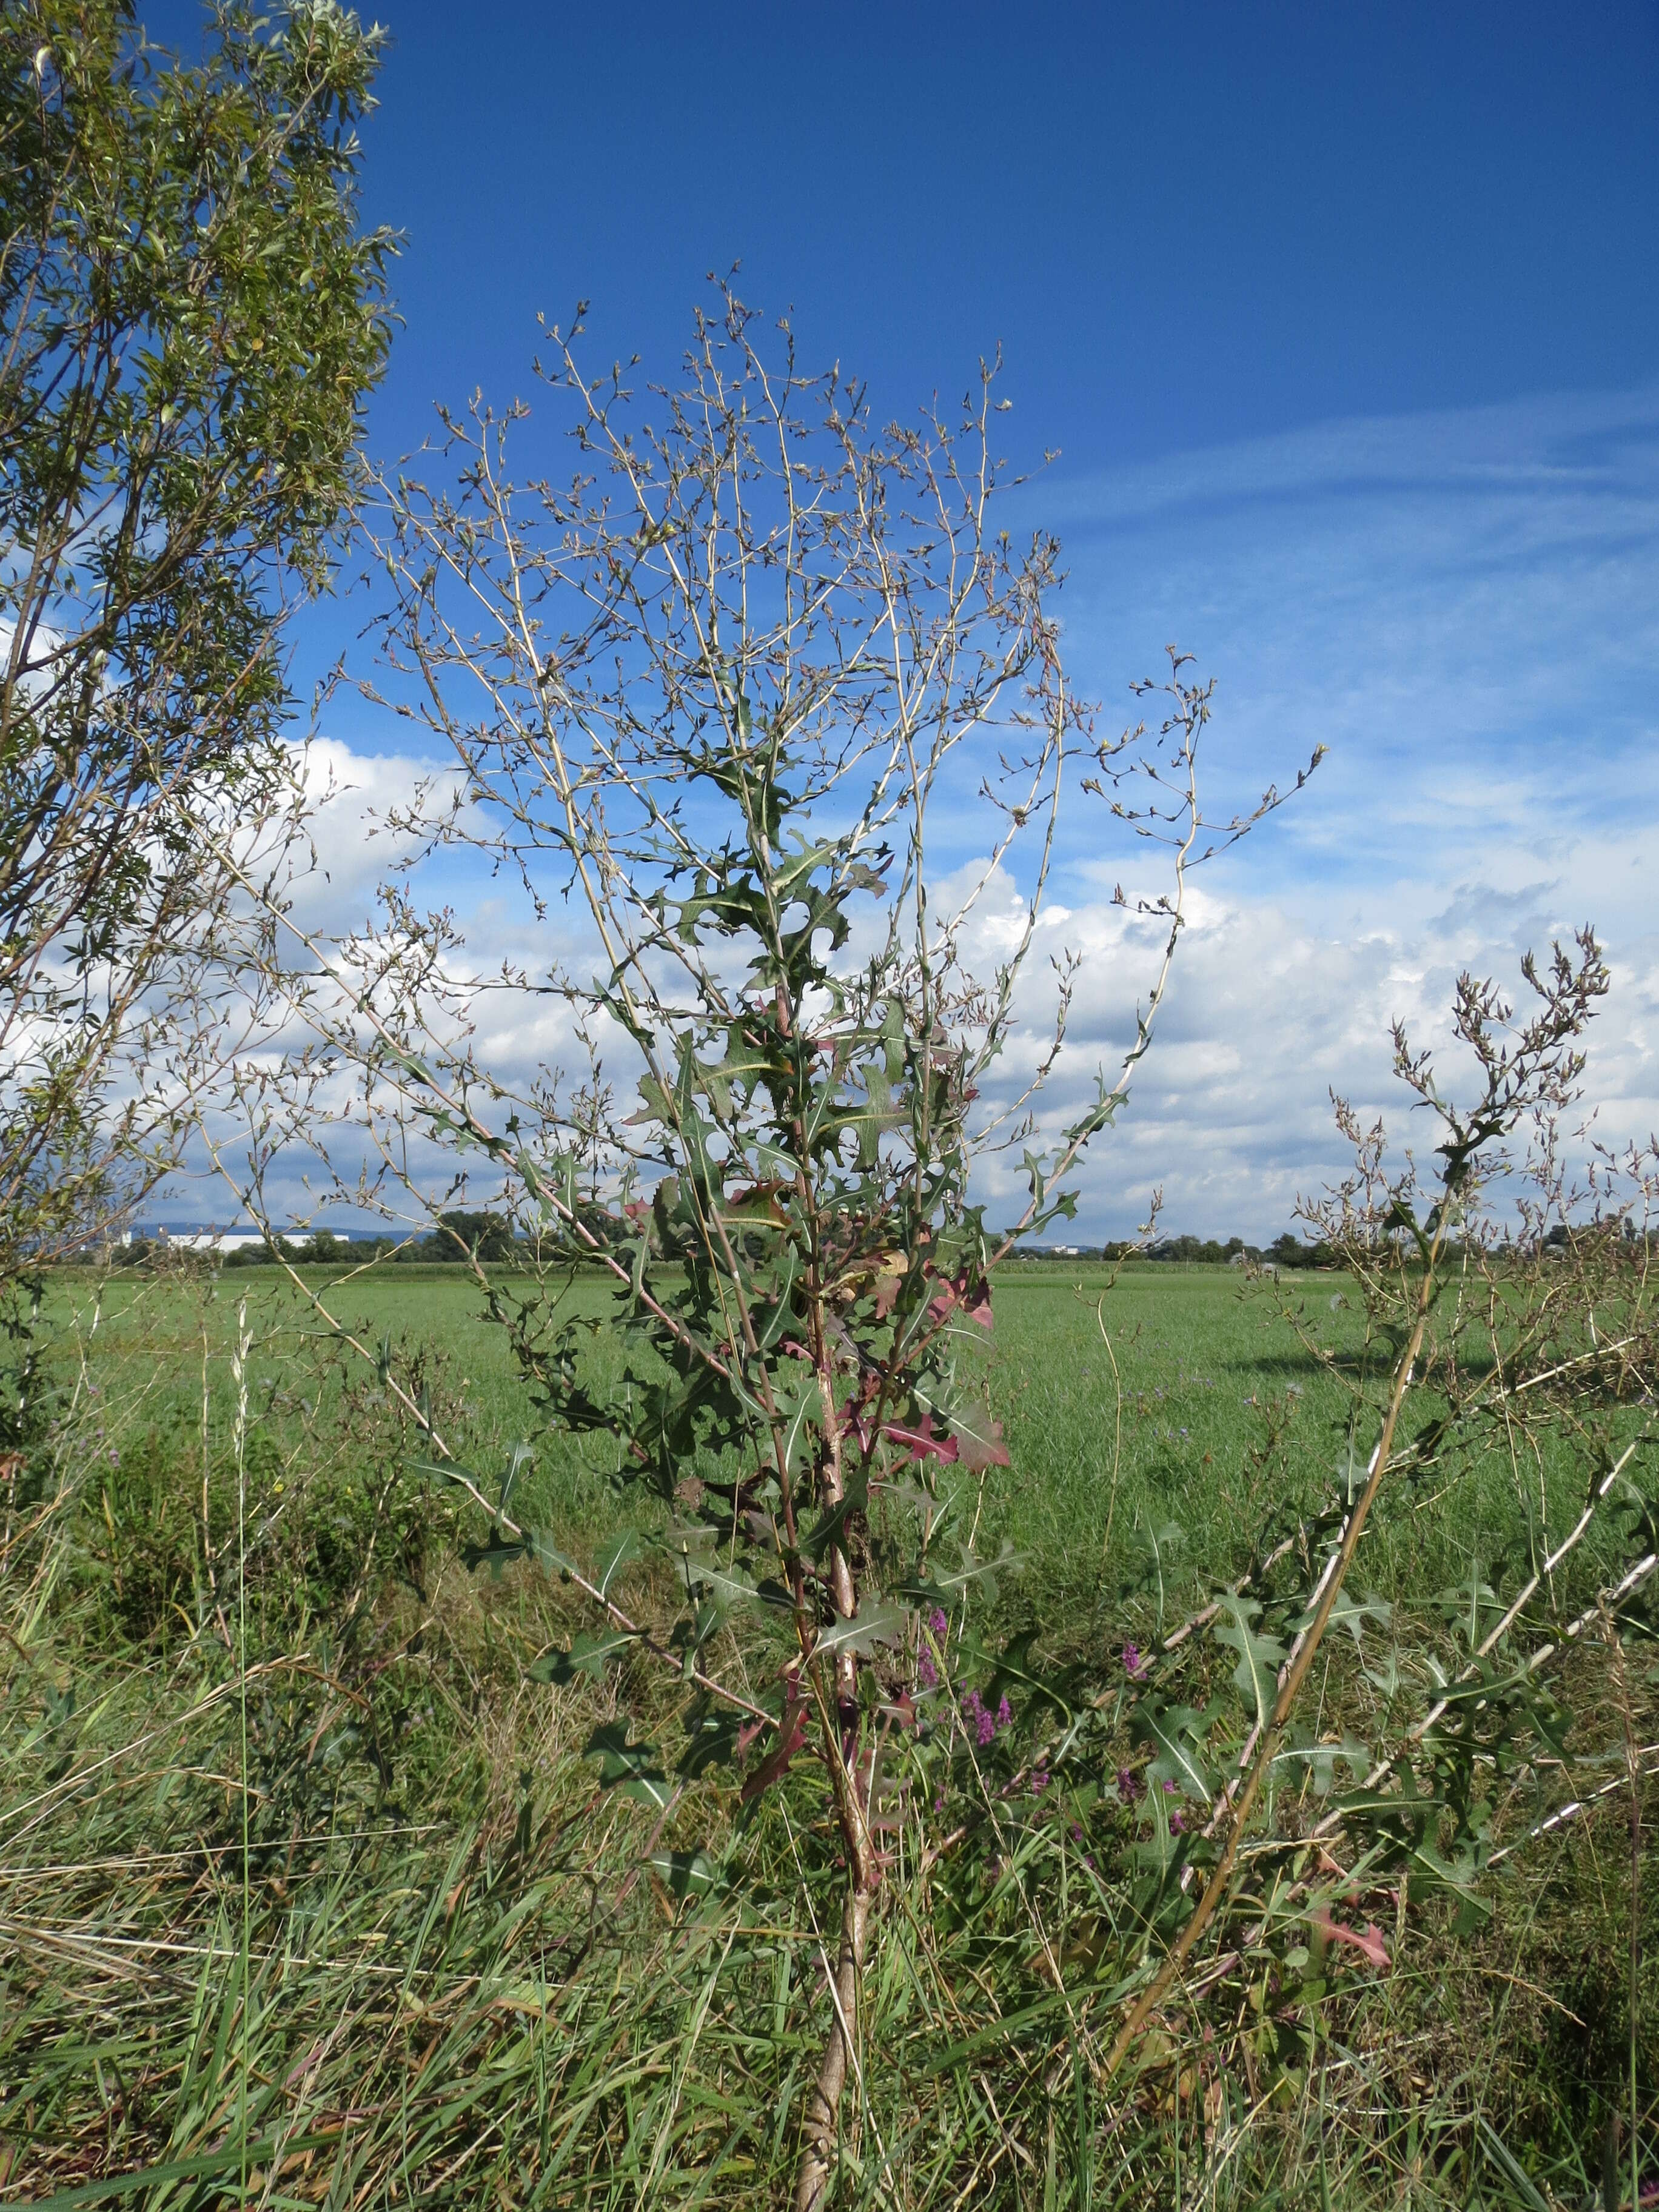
1103 930 1616 2079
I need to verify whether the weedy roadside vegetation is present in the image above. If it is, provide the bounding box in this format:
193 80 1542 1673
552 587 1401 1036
1 1185 1654 2205
0 119 1652 2209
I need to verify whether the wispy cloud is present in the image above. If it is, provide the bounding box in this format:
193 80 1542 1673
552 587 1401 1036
984 380 1659 1235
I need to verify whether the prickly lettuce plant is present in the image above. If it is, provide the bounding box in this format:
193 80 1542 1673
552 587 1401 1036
496 752 1033 2201
210 288 1315 2202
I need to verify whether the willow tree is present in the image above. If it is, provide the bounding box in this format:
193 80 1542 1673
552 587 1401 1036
0 0 394 1342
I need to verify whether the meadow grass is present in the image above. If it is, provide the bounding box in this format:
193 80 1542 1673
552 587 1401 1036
47 1260 1613 1615
1 1262 1651 2206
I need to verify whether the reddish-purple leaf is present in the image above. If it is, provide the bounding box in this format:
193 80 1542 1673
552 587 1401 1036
740 1697 809 1803
951 1413 1010 1472
882 1411 960 1464
1311 1908 1390 1969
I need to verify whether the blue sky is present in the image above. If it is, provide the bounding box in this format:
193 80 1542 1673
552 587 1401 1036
163 0 1659 1238
338 0 1659 469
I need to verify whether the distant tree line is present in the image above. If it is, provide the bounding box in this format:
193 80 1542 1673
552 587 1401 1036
95 1213 1658 1273
1014 1233 1323 1267
1014 1221 1656 1270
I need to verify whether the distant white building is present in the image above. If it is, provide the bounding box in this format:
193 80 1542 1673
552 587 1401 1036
149 1226 268 1254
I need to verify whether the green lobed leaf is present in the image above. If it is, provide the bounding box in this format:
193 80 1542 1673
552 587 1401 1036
772 1364 825 1474
647 1847 725 1903
803 1469 869 1562
529 1628 636 1684
1212 1595 1286 1732
498 1439 535 1521
813 1603 913 1660
1134 1699 1216 1804
584 1721 672 1808
592 1529 640 1600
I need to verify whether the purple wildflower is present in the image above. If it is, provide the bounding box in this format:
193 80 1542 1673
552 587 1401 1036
1122 1643 1147 1681
1162 1778 1178 1794
1030 1769 1050 1794
1116 1767 1143 1805
996 1694 1012 1732
928 1607 948 1638
1169 1810 1187 1833
962 1689 997 1748
917 1649 937 1689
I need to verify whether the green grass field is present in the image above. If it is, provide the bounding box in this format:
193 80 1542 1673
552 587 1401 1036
50 1257 1617 1617
1 1262 1651 2206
